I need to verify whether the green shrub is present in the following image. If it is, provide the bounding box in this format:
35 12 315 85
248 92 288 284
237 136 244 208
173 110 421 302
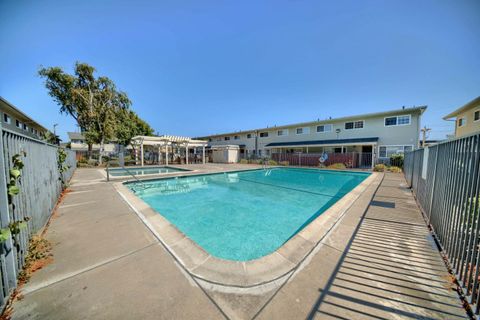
87 159 98 166
327 163 346 170
373 164 385 172
268 160 278 166
388 166 402 173
390 154 404 168
239 159 248 164
279 161 289 166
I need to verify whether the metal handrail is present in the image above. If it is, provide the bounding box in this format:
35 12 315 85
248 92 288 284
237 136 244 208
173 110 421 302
106 162 147 190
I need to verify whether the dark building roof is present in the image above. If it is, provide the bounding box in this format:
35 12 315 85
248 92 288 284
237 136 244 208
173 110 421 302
265 137 379 147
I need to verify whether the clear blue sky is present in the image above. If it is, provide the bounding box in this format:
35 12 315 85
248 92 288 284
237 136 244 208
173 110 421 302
1 0 479 141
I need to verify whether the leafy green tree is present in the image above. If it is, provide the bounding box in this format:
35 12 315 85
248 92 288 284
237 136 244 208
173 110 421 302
115 109 154 146
42 131 61 145
39 62 153 164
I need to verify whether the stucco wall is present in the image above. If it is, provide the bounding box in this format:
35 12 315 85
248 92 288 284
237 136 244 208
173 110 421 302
206 110 422 155
454 104 480 138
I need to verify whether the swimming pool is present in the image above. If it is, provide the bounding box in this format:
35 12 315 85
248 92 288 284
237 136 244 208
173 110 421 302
108 166 189 177
127 168 369 261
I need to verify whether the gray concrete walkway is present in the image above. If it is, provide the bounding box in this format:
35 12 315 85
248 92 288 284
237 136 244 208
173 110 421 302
11 168 467 320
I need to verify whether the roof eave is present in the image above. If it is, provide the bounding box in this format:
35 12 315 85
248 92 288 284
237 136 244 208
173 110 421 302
443 96 480 120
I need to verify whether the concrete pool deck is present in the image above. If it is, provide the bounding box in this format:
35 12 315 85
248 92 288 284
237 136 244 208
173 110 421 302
10 165 467 320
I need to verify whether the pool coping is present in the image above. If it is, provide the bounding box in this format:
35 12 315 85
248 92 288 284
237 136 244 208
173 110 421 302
114 169 381 288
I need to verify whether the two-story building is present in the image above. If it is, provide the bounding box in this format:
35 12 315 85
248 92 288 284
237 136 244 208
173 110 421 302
1 96 48 140
198 106 426 167
443 96 480 138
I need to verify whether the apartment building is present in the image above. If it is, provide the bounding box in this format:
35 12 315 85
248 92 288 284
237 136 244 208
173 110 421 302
199 106 426 166
0 96 48 140
443 96 480 138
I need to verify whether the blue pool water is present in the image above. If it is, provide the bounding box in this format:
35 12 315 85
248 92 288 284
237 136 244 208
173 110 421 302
127 168 369 261
109 166 188 177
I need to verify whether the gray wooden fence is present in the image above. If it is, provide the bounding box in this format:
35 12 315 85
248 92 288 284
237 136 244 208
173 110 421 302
404 132 480 315
0 124 76 309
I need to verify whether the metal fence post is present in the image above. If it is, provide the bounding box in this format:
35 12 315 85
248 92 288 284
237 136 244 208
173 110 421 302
427 146 439 224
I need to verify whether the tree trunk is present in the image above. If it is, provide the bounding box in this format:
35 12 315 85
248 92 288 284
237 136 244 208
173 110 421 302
98 138 105 165
88 143 93 161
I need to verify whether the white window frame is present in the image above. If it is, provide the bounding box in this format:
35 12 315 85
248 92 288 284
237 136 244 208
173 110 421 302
15 120 22 128
247 133 253 139
3 113 11 124
345 120 364 130
277 129 288 136
316 124 332 133
224 136 230 141
378 145 414 158
295 127 310 135
474 109 480 122
233 135 240 140
259 131 269 138
384 114 411 127
458 117 466 127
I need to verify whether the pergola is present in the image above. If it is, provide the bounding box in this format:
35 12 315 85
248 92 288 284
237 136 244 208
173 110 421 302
131 135 208 166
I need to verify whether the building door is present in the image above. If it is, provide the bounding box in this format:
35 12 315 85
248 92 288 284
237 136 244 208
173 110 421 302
361 145 373 167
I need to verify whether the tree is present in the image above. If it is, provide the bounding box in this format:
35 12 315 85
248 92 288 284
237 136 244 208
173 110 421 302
115 109 154 146
39 62 153 164
42 131 61 145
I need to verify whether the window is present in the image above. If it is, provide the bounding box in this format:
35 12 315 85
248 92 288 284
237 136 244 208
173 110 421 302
208 138 212 142
316 124 332 133
384 117 397 126
379 145 413 158
224 136 230 141
216 137 222 141
474 110 480 122
247 133 253 139
398 115 410 125
385 115 411 126
458 117 466 127
23 123 28 131
277 129 288 136
234 135 240 140
345 120 364 130
259 132 269 138
296 127 310 134
15 120 21 128
3 113 11 124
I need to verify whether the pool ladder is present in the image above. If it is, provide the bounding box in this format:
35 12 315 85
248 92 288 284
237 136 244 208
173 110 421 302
119 165 149 192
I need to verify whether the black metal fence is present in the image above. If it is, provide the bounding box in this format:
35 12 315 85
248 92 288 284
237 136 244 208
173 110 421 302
0 125 76 310
404 132 480 315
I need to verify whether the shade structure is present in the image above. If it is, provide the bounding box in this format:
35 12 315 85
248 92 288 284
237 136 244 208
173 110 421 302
131 135 208 166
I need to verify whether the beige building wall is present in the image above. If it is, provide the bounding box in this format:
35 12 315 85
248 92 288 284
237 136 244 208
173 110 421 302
202 107 423 158
453 105 480 138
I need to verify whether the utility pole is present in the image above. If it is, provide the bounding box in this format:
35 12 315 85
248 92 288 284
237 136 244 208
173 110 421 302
420 126 431 148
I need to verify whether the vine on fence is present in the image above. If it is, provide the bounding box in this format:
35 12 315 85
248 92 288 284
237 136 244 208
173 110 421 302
0 152 30 243
57 148 70 189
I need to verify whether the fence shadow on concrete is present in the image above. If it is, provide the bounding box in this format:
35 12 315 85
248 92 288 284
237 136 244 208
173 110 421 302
306 174 467 320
